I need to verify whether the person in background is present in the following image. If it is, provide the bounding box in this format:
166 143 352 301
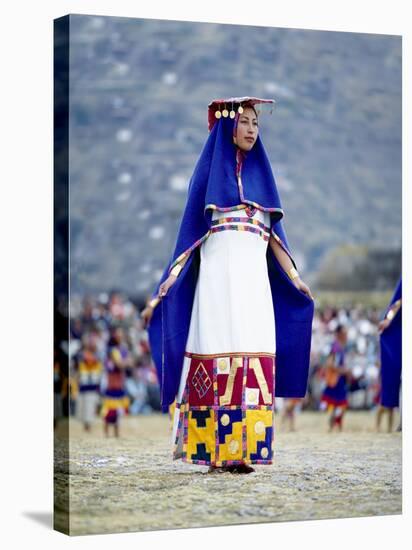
280 398 302 432
100 327 132 437
376 278 402 433
75 341 103 432
61 358 78 418
320 325 349 432
126 362 151 415
54 348 63 431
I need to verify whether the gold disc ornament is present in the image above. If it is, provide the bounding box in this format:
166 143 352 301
254 420 266 435
220 413 230 426
218 358 227 372
237 105 244 114
222 108 229 117
261 447 269 459
215 110 222 119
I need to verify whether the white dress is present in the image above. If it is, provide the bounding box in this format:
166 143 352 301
171 206 277 466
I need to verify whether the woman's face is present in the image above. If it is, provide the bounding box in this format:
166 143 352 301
234 106 259 151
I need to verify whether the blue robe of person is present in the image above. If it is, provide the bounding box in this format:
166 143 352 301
147 116 314 412
380 278 402 408
321 340 348 406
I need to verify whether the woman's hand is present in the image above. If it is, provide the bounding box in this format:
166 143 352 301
293 277 314 300
159 274 178 297
140 305 154 329
140 274 179 329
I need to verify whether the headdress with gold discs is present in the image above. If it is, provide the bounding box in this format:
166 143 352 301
207 96 275 132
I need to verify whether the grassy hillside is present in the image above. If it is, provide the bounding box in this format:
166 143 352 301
65 15 401 297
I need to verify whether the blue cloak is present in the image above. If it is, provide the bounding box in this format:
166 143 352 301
148 116 314 412
380 277 402 408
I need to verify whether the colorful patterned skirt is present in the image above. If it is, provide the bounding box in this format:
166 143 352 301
321 375 348 408
171 207 277 466
101 389 130 423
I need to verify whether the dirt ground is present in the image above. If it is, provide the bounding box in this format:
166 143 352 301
54 409 402 536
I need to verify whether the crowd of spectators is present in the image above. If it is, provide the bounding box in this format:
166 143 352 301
54 291 160 427
307 304 382 410
54 293 385 428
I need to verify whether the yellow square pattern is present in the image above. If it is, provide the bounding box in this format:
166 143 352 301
218 419 243 461
186 410 216 462
245 409 273 460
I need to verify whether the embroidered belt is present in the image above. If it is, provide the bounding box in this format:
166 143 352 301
210 216 270 241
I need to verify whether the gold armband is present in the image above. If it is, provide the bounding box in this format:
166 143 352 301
170 263 183 277
287 267 299 281
386 309 395 321
148 296 160 309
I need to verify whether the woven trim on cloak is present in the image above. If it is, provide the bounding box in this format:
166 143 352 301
167 174 285 275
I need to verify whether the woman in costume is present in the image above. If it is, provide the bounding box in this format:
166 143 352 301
376 278 402 432
141 97 314 473
320 324 349 432
100 327 131 437
280 398 302 432
75 340 103 432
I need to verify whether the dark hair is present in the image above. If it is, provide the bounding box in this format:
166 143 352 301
335 324 346 334
240 103 258 118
